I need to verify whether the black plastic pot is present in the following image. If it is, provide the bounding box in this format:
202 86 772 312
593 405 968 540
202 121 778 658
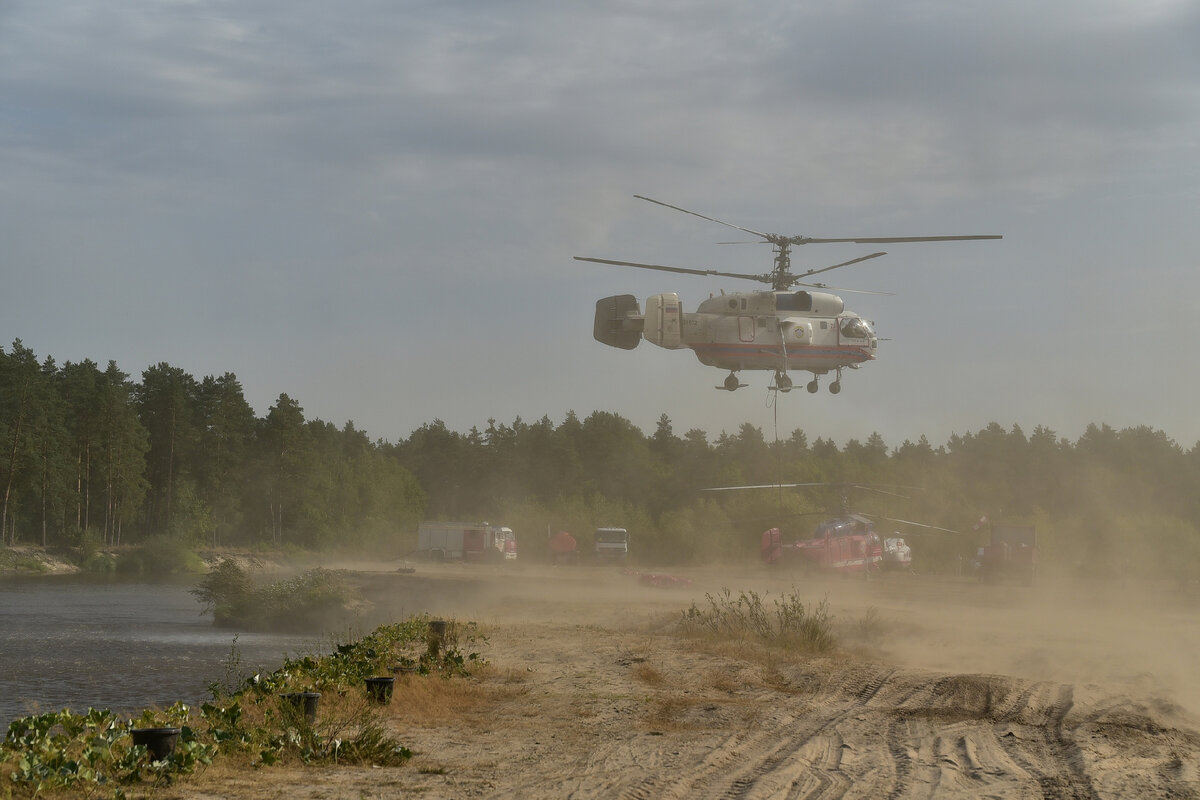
365 676 395 704
130 727 181 761
280 691 321 723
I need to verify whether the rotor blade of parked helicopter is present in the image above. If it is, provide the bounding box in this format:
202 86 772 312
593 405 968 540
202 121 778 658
634 195 773 240
877 516 962 534
574 256 771 284
702 483 831 492
843 484 918 499
704 482 923 493
788 235 1002 245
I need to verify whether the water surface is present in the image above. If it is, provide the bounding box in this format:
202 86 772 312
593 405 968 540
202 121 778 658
0 578 319 727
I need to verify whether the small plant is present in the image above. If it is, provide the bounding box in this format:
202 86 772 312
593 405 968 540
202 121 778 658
679 587 835 652
849 606 886 645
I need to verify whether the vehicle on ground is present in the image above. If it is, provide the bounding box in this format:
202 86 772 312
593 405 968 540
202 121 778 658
416 522 517 562
594 527 629 562
549 530 578 565
976 524 1036 585
761 515 883 574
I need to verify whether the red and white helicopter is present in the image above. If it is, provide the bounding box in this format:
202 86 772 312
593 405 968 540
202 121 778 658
706 482 959 574
579 195 1000 393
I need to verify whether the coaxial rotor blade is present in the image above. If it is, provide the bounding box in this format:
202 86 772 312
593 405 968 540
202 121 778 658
797 282 895 296
796 252 887 279
788 235 1002 245
634 195 773 240
574 256 772 285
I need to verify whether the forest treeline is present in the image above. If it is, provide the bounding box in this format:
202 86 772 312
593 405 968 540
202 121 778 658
3 339 1199 578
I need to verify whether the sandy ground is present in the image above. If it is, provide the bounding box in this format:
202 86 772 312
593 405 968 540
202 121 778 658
170 561 1200 799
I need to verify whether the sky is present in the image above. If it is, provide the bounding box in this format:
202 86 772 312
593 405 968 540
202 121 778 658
3 0 1199 451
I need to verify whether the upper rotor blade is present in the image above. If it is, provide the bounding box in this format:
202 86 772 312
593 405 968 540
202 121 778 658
790 235 1002 245
575 256 771 284
634 195 772 240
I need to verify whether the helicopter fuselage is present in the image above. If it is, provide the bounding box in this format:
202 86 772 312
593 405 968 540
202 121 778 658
596 288 876 389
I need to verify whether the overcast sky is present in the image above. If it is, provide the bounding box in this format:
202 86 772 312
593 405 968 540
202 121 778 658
3 0 1199 450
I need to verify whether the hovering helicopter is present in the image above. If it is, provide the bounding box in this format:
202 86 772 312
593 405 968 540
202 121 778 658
705 482 959 574
578 196 1000 393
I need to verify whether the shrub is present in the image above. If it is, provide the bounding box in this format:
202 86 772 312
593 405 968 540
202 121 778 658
117 536 205 577
679 587 835 653
192 561 357 632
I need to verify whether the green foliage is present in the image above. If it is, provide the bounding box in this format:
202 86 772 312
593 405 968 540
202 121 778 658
5 339 1200 577
191 561 358 632
680 588 835 653
0 550 48 573
116 536 205 577
0 616 483 795
0 703 215 797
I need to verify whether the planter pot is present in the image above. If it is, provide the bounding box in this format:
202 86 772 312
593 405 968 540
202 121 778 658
365 676 395 704
130 727 181 761
280 691 321 723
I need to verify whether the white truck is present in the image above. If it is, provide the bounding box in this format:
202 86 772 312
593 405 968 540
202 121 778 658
594 527 629 562
417 522 517 562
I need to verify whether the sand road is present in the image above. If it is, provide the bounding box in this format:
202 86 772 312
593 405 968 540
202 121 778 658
175 562 1200 799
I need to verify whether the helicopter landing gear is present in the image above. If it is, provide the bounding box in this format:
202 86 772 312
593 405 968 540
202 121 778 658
772 371 793 392
720 373 747 392
807 379 819 394
829 381 841 394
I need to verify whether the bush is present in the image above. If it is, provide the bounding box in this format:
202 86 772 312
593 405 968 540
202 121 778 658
117 536 206 577
192 561 357 632
679 587 835 653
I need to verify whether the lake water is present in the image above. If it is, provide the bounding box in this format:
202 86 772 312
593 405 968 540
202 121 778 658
0 578 321 727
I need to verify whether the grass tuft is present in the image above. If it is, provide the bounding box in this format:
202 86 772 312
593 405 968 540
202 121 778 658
679 587 835 653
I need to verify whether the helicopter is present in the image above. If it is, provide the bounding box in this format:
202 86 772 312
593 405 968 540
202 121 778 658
704 482 959 574
578 195 1001 393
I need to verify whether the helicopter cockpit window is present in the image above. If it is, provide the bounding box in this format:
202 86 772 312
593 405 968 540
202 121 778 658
840 318 871 339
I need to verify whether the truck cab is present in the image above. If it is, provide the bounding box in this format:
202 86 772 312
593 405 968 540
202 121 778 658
594 527 629 562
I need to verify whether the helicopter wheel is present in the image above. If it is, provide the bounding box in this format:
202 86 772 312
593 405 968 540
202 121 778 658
807 379 819 394
724 373 740 391
829 381 842 395
775 372 792 392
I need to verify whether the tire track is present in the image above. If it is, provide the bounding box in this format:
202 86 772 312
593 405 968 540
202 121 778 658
994 682 1100 800
715 665 899 800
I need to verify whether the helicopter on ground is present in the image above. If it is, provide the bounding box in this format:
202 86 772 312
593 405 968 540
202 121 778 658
578 195 1000 393
706 482 959 574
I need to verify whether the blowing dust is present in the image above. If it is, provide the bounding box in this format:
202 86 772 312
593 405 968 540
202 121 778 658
351 558 1200 720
